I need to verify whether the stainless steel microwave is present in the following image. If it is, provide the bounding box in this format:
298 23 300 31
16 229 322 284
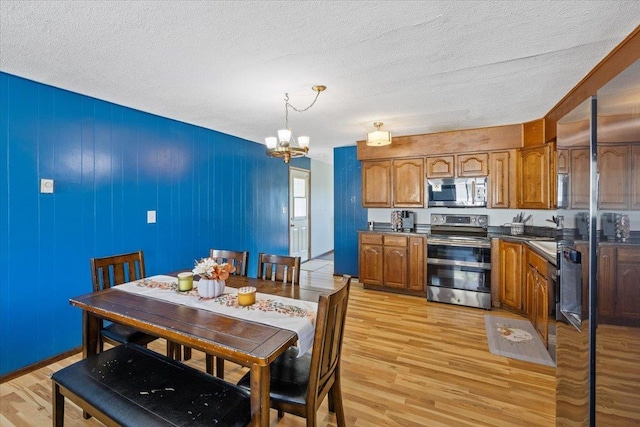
427 177 487 208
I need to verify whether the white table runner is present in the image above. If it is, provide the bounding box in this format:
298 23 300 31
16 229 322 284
115 275 318 356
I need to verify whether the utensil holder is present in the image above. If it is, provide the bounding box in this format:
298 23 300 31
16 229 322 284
510 223 524 235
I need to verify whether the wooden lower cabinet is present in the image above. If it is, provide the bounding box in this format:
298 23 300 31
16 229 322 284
358 232 426 295
598 245 640 326
498 240 550 345
498 240 523 310
524 247 549 346
383 245 408 288
358 233 384 286
408 237 426 291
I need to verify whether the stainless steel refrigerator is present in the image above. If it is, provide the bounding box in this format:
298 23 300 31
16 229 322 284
555 59 640 426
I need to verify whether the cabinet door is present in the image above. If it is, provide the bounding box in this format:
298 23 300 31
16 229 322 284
383 246 408 288
407 237 425 292
524 265 536 321
393 158 424 207
498 240 523 310
570 148 589 209
614 247 640 324
426 155 455 178
598 144 629 210
359 244 383 286
489 151 514 208
457 153 489 177
534 273 549 346
597 245 616 320
517 144 552 209
557 149 570 174
362 160 392 207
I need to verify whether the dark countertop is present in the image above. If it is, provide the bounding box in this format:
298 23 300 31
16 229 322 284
358 229 429 236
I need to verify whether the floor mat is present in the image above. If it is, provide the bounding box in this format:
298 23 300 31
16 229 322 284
484 315 556 367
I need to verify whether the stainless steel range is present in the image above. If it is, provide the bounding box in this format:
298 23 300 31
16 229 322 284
427 214 491 309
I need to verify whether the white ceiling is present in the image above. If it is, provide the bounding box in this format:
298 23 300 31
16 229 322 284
2 1 640 163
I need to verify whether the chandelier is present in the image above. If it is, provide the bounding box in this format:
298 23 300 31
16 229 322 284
366 122 392 146
265 85 326 163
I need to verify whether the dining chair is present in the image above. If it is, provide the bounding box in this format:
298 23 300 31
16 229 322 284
257 252 301 285
89 251 160 353
237 275 351 426
209 249 249 276
204 249 250 379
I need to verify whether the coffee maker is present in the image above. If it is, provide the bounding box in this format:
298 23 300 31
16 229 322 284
575 212 589 240
601 213 630 242
601 213 617 241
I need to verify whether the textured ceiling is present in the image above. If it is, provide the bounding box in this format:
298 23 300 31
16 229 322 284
2 1 640 163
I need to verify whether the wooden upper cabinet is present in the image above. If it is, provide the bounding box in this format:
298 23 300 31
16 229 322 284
517 143 555 209
598 144 629 210
570 148 589 209
457 153 489 177
489 151 514 209
392 158 424 207
557 149 569 174
362 160 392 207
522 118 550 147
426 155 455 178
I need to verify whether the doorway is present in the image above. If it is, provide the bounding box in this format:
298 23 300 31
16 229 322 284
289 167 310 262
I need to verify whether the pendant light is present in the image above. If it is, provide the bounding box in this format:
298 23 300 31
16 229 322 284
367 122 392 146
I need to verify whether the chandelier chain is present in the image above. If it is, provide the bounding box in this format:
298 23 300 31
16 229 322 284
283 89 323 129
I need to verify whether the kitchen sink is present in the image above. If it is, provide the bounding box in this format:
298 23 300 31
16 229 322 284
528 240 557 258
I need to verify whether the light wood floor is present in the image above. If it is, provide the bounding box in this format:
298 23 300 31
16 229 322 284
0 262 556 426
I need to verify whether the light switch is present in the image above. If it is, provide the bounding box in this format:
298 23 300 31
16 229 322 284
40 179 54 194
147 210 156 224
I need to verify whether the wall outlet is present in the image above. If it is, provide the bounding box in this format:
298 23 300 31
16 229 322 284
40 178 54 194
147 210 156 224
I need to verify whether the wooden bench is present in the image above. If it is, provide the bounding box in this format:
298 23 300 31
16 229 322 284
51 343 251 426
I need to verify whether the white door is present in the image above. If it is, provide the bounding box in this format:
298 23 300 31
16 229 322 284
289 167 310 262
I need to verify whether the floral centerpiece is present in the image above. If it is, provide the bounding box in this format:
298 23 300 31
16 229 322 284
193 258 236 298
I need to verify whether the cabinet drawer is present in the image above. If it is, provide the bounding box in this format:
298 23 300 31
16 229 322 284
360 233 383 245
527 247 548 273
617 246 640 262
383 235 408 247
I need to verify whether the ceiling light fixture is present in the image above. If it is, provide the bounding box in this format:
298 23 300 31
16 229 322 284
265 85 326 163
366 122 392 146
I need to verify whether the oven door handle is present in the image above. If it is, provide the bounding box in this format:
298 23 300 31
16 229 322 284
427 258 491 269
427 239 490 248
471 180 476 204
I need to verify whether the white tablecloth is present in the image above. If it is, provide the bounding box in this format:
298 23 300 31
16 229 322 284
114 275 318 355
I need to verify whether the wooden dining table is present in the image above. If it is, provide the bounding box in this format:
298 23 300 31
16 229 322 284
69 273 330 427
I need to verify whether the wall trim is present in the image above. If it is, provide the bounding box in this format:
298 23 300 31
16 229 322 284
0 347 81 383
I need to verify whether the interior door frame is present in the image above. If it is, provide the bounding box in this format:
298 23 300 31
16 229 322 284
289 167 310 261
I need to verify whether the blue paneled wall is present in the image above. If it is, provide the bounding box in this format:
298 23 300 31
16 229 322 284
333 146 367 276
0 72 308 376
